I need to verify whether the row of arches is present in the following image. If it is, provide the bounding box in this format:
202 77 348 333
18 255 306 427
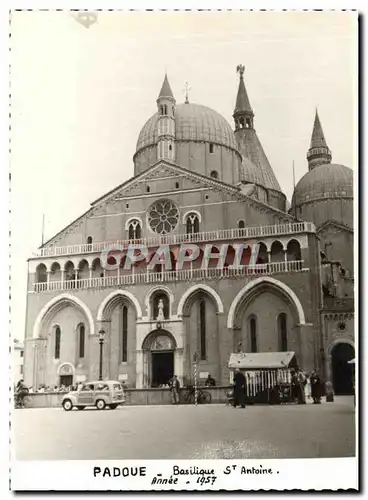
34 239 302 283
33 277 306 340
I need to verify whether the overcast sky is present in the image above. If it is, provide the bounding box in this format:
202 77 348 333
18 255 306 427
10 10 357 340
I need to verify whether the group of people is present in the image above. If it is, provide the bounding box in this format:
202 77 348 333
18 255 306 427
290 368 324 404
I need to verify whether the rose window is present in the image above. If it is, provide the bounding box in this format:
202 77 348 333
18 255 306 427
148 199 179 234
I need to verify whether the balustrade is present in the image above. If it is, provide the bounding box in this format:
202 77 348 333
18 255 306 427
36 222 315 258
33 260 306 292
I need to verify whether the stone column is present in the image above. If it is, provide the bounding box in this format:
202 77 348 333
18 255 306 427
74 268 79 288
135 350 144 388
172 320 185 387
135 322 150 388
175 348 184 387
297 323 315 372
46 271 51 290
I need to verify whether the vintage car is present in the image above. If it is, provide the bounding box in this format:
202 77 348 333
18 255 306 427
61 380 126 411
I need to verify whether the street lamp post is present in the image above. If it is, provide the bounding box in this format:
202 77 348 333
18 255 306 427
193 352 199 406
98 329 105 381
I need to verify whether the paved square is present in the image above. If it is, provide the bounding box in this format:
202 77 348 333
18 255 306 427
13 397 355 460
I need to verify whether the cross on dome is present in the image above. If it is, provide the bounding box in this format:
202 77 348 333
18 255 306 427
183 81 192 104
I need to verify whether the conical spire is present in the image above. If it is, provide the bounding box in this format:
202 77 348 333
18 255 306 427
233 64 254 130
234 64 253 115
310 109 329 149
307 109 332 170
158 74 174 99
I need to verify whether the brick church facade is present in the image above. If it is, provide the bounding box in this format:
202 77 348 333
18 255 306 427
23 67 355 394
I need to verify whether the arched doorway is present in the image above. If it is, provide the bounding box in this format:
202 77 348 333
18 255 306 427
58 362 75 387
331 343 355 395
142 330 176 387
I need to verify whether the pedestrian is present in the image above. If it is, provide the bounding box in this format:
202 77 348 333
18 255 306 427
310 370 323 404
291 368 306 404
205 374 216 387
296 368 307 404
304 373 312 402
169 375 180 405
233 369 246 409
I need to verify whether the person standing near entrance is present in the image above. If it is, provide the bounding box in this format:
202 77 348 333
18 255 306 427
169 375 180 405
310 370 323 404
233 369 246 408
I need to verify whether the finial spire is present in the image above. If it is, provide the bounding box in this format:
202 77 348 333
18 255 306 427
237 64 245 78
307 109 332 170
310 108 328 149
158 73 174 99
183 81 191 104
233 64 254 129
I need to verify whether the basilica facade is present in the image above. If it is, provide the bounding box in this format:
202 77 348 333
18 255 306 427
23 67 355 394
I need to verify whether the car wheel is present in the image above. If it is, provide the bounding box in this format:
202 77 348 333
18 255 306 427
63 399 73 411
76 406 86 410
109 404 118 410
96 399 106 410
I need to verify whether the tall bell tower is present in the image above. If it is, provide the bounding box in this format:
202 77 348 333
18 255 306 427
156 74 176 162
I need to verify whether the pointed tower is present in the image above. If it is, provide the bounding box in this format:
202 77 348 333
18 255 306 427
233 64 254 130
233 64 285 210
306 110 332 170
156 74 176 162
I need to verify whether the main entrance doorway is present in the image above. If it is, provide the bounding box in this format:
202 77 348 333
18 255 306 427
151 351 174 387
142 330 176 388
331 342 355 395
59 375 73 387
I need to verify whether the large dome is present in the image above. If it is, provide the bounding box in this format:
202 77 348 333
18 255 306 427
136 102 238 153
292 163 353 206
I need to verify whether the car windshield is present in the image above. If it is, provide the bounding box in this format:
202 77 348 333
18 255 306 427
113 384 122 391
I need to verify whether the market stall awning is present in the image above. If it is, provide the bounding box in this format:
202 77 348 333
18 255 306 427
228 351 297 370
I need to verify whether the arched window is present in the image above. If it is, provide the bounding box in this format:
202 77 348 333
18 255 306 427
87 236 92 245
209 143 214 153
55 326 61 359
200 300 206 360
122 305 128 362
238 220 245 229
286 239 302 261
164 105 167 115
79 324 85 359
270 241 284 263
210 170 218 179
128 219 141 240
249 316 257 353
175 181 179 189
146 186 150 193
278 313 288 351
256 242 269 265
186 212 200 234
36 263 47 283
